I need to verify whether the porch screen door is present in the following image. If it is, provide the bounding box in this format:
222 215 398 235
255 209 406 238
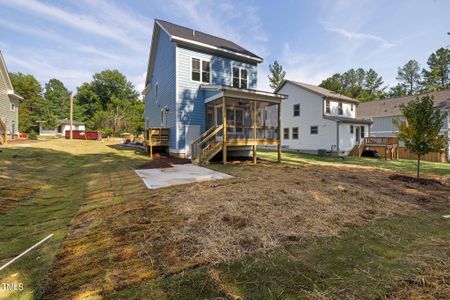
215 105 223 126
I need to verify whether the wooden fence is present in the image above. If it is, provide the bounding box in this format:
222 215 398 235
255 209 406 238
367 146 448 163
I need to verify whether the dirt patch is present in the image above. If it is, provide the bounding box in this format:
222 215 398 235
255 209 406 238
136 154 191 169
389 174 444 186
0 183 38 214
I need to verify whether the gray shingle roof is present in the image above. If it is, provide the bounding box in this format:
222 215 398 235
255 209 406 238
277 80 359 103
357 90 450 118
156 19 262 62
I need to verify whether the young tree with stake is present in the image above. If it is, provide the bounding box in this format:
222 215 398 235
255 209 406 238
393 95 447 179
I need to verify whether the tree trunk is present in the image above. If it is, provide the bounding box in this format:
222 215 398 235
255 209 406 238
417 154 420 179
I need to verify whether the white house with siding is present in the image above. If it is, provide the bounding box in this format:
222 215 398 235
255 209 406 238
0 51 22 141
276 80 372 155
358 90 450 161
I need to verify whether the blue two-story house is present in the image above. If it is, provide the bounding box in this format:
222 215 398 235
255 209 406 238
143 20 284 164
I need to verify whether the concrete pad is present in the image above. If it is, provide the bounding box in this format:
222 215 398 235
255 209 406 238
135 164 232 189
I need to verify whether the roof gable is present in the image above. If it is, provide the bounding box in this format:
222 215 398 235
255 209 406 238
276 80 359 103
0 51 23 100
144 19 262 88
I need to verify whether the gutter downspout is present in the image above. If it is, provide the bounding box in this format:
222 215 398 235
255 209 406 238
336 121 340 156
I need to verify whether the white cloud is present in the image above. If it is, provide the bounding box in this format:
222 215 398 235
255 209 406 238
322 21 394 48
0 0 147 53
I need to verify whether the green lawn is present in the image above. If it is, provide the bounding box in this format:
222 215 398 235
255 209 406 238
258 149 450 176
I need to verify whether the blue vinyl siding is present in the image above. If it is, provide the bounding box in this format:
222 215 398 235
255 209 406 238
144 29 177 150
176 45 257 151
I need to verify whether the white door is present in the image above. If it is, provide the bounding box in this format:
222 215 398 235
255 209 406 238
185 125 201 159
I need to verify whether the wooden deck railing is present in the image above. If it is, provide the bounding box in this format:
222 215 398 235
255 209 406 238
145 128 170 158
364 137 399 146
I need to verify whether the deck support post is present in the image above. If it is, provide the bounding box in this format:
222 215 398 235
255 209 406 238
253 101 257 164
222 96 227 164
277 103 281 163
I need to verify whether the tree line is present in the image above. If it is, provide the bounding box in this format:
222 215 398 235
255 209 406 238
9 70 144 136
269 47 450 102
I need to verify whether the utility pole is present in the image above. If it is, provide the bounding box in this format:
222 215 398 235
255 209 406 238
69 94 73 140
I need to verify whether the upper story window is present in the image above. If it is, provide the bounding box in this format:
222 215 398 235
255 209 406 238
351 104 354 111
10 102 16 112
338 102 343 115
232 67 248 89
191 58 210 83
325 100 330 114
293 104 300 117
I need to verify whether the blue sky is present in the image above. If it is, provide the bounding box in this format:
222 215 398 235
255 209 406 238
0 0 449 93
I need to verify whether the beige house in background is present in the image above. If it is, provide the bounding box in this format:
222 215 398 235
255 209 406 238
0 51 22 142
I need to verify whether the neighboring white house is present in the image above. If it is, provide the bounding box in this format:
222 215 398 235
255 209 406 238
358 89 450 161
37 119 86 137
276 80 372 155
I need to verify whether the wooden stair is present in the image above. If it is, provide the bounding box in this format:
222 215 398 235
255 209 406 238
0 118 7 145
191 124 224 165
349 142 365 157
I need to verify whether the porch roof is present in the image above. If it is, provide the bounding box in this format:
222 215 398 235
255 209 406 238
324 115 373 125
201 85 286 104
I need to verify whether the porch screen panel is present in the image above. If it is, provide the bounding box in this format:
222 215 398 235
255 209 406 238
226 98 253 141
256 102 279 141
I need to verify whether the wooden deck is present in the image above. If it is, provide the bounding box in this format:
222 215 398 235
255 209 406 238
144 128 170 158
350 137 400 160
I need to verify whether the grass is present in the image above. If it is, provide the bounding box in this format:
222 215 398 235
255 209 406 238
107 210 450 299
0 139 148 299
0 139 448 299
258 148 450 176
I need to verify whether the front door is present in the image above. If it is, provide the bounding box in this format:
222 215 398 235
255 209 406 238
215 105 223 126
185 125 201 159
356 126 361 144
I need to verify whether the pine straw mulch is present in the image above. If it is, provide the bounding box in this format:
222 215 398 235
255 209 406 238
162 163 450 263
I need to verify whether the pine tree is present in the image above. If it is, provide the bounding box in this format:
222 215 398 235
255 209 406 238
268 61 286 90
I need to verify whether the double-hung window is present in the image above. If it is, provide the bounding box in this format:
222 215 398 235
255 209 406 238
325 100 330 114
360 126 365 139
283 128 289 139
350 125 354 134
338 102 343 115
232 67 248 89
293 104 300 117
292 127 299 139
191 58 210 83
10 102 16 112
310 126 318 135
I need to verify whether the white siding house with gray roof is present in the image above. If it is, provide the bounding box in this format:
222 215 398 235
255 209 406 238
357 90 450 161
276 80 371 155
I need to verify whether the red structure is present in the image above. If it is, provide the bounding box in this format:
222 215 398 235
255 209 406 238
65 130 102 140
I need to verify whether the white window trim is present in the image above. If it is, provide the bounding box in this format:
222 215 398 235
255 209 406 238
292 127 299 139
310 126 319 135
190 56 212 84
293 104 300 117
325 99 330 114
231 65 249 89
283 128 289 140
